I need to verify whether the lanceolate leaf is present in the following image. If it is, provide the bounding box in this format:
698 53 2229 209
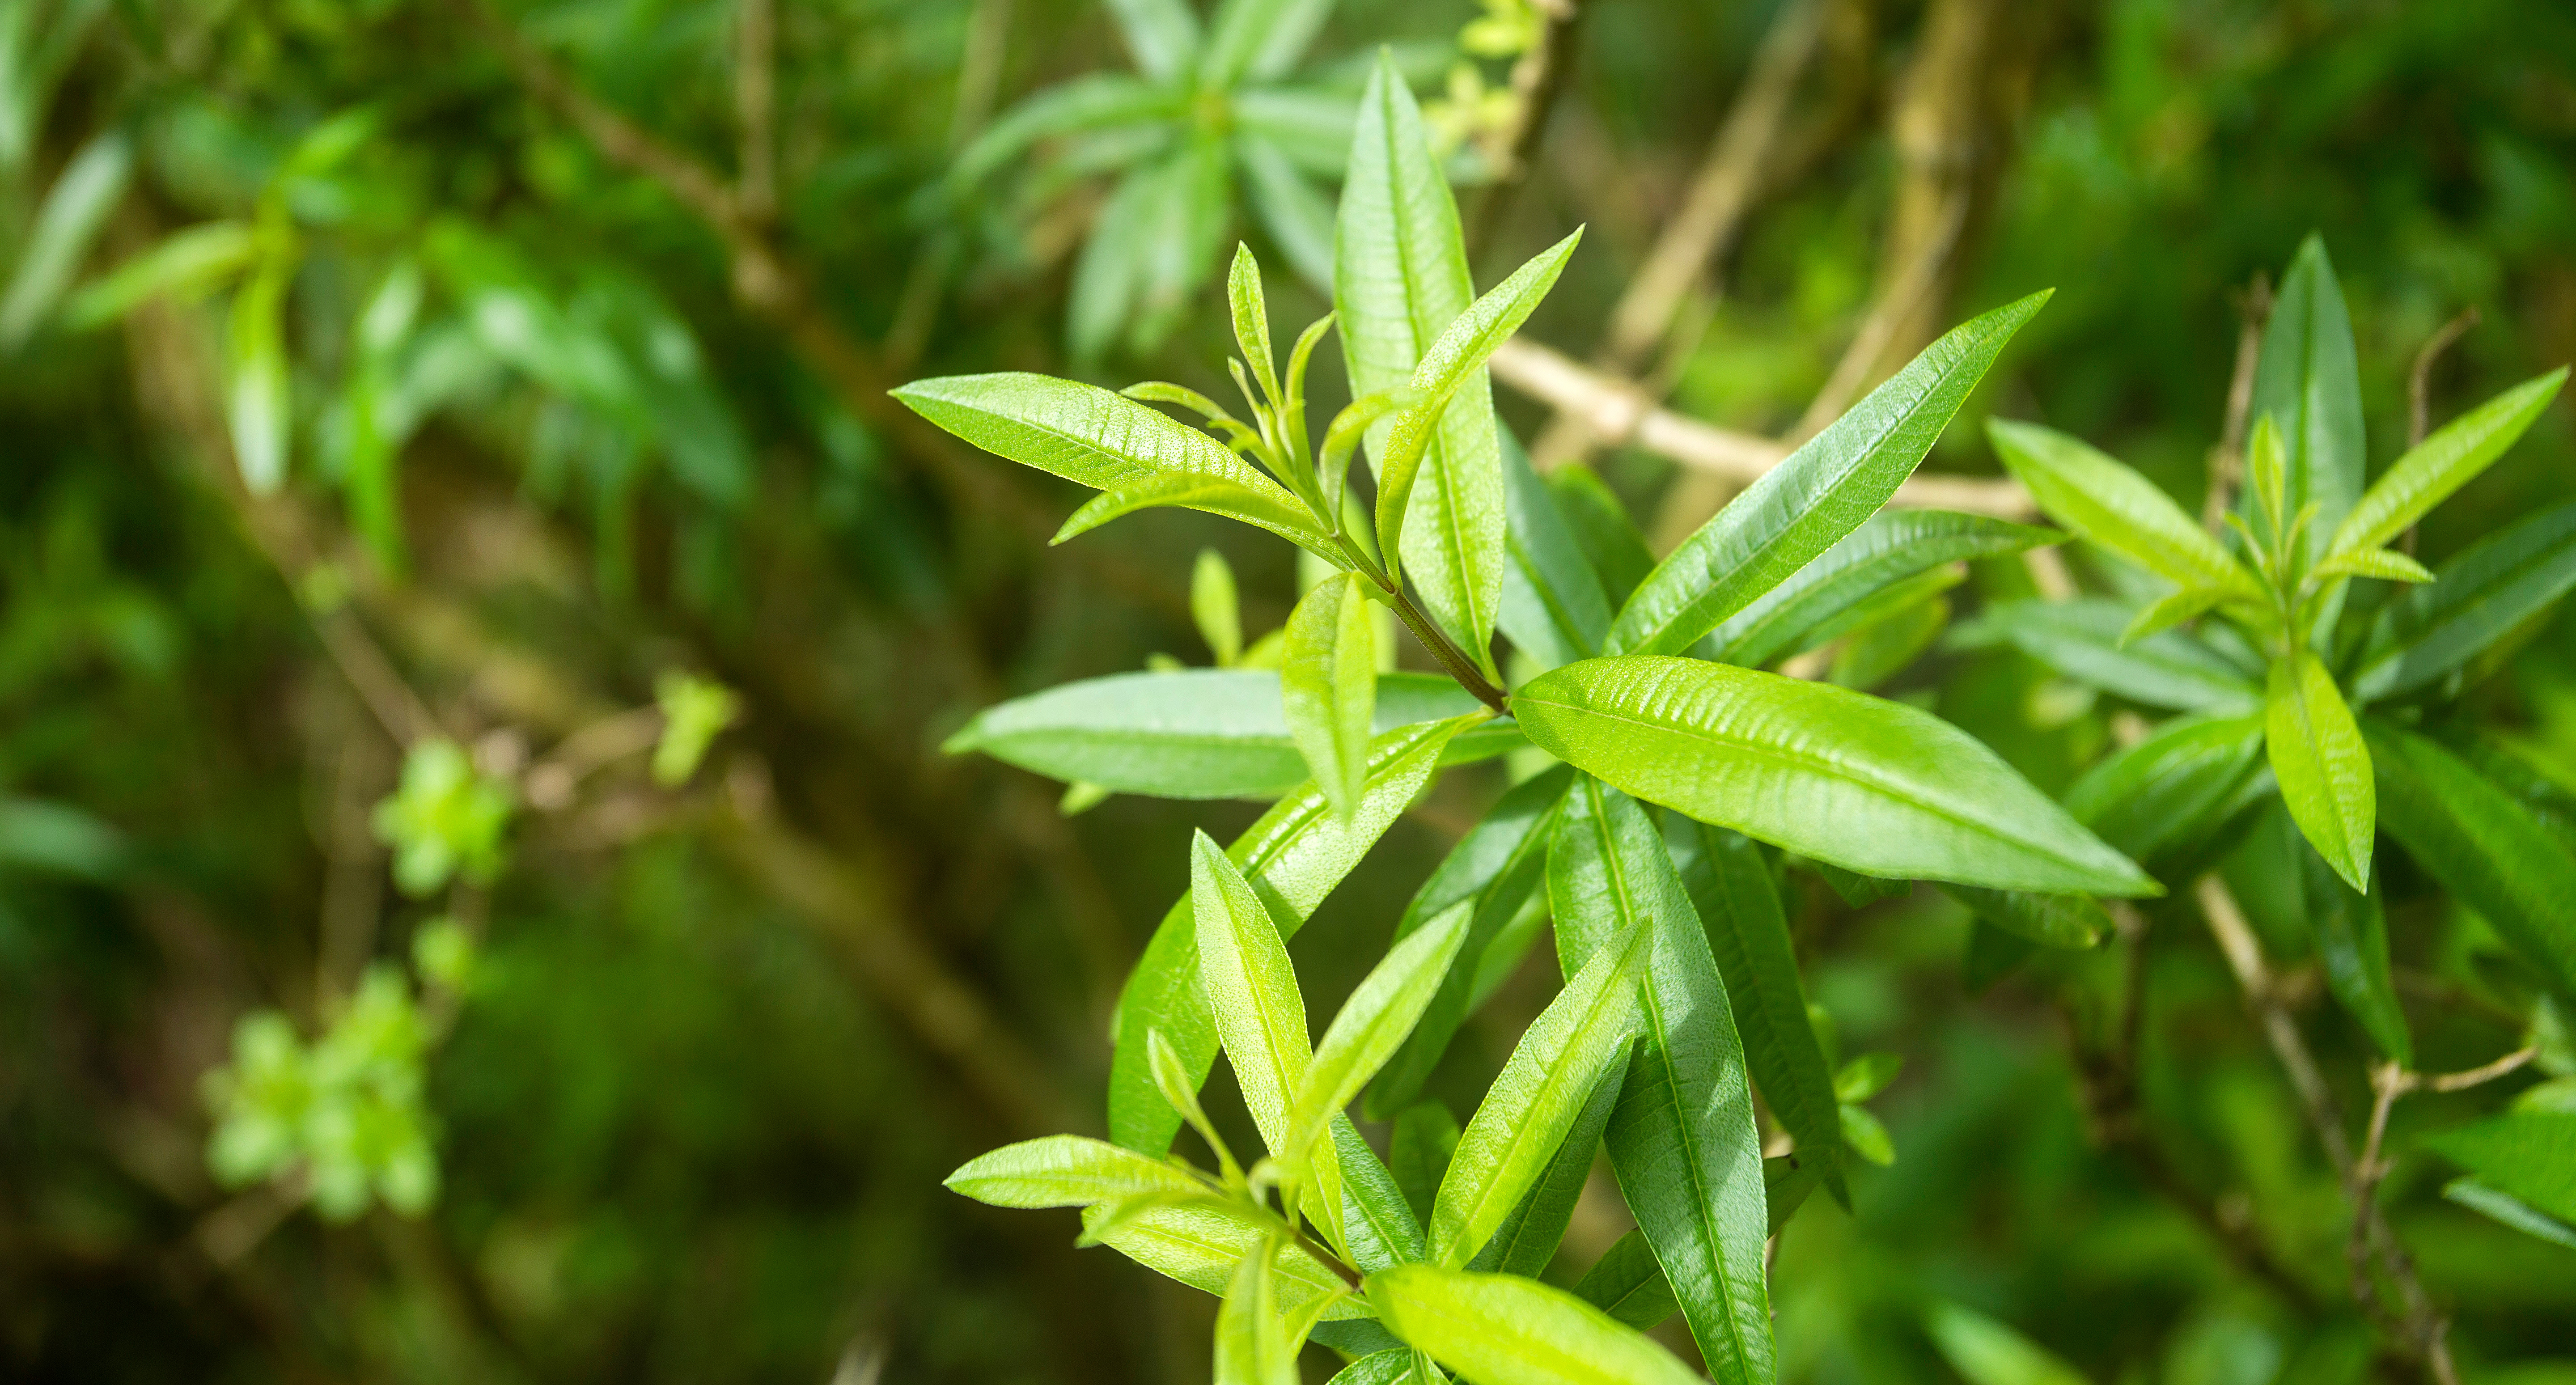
1610 291 2050 657
0 129 136 348
1975 599 2261 712
1707 510 2059 670
945 1135 1201 1207
1937 885 2110 949
1285 572 1381 821
227 254 296 494
893 373 1329 551
1551 466 1656 608
2296 843 2411 1065
1215 1242 1302 1385
1083 1198 1371 1321
1200 0 1335 86
953 74 1179 186
1286 900 1476 1169
1334 1116 1428 1271
2364 719 2576 999
1427 922 1646 1269
2061 711 2268 867
1986 419 2251 596
1104 0 1201 80
1056 470 1331 550
1666 818 1846 1206
2426 1111 2576 1226
944 669 1513 802
2351 499 2576 704
1109 716 1480 1155
1470 1046 1631 1278
1500 428 1615 671
2265 652 2374 893
1376 231 1581 589
1193 831 1313 1157
2330 368 2567 559
1547 779 1774 1385
1337 52 1505 674
1515 656 2156 896
1569 1156 1823 1333
1370 766 1576 1117
2246 235 2366 575
1368 1265 1705 1385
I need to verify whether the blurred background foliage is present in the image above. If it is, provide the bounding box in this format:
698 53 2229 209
2 0 2572 1381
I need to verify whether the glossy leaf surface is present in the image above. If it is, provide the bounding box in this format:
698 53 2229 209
2265 652 2374 892
2365 719 2576 998
1284 572 1381 820
1708 510 2057 669
1192 831 1312 1157
1987 419 2249 596
2351 500 2576 703
945 1135 1199 1207
1368 1265 1706 1385
2246 235 2366 575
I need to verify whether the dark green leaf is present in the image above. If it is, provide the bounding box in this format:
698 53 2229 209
1108 715 1479 1154
1549 465 1655 608
1709 510 2056 669
1975 599 2261 712
2296 845 2411 1065
1390 1099 1460 1228
1568 1154 1821 1333
2426 1111 2576 1225
2351 500 2576 704
1500 430 1614 671
2061 711 2269 867
1516 656 2157 896
2245 235 2366 579
1610 292 2050 656
2364 719 2576 999
1548 779 1774 1385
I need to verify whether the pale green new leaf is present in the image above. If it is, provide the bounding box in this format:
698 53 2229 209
2296 844 2411 1066
1499 430 1614 670
2331 369 2567 558
1369 766 1574 1117
1987 418 2251 597
1368 1264 1705 1385
62 220 258 328
1707 510 2058 669
1337 52 1504 674
1515 656 2156 896
2351 499 2576 703
1610 291 2050 657
227 254 296 494
1228 243 1281 403
0 128 133 348
1104 0 1201 80
1215 1242 1304 1385
1924 1302 2092 1385
1332 1116 1427 1271
1975 599 2261 712
1427 922 1646 1268
1375 230 1581 587
2307 547 2432 585
1082 1198 1371 1320
1193 830 1313 1156
2265 652 2374 892
1109 715 1479 1154
1667 818 1847 1205
1284 572 1379 821
945 1134 1202 1207
1284 899 1474 1170
1548 780 1775 1384
2364 719 2576 999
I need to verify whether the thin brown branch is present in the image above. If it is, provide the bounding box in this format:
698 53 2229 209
2206 274 2271 534
2409 308 2481 450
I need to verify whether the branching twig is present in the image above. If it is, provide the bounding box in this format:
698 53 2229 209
2409 308 2481 450
2205 275 2272 534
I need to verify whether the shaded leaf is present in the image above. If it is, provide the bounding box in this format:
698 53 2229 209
1924 1301 2092 1385
2296 845 2411 1065
1974 599 2261 712
1938 885 2110 949
2351 500 2576 704
2364 719 2576 999
2061 711 2269 868
1499 428 1614 671
1390 1099 1461 1228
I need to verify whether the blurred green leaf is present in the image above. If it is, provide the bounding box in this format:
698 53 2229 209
1938 884 2110 949
224 253 295 494
0 796 125 878
0 127 132 348
1105 0 1203 80
1924 1301 2092 1385
2062 710 2268 868
2427 1111 2576 1226
1201 0 1335 85
1214 1237 1305 1385
1973 599 2261 712
2351 500 2576 704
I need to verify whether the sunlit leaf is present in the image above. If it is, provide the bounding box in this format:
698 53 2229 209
2330 368 2565 559
1192 830 1313 1158
2426 1111 2576 1227
1708 510 2056 669
1467 1045 1627 1279
1368 1264 1705 1385
2245 235 2366 582
1284 572 1380 820
1284 898 1474 1170
945 1135 1199 1207
1215 1239 1305 1385
2265 651 2373 892
1986 419 2251 597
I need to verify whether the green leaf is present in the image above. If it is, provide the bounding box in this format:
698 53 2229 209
1284 572 1379 821
945 1135 1199 1207
1838 1102 1894 1165
1332 1116 1428 1271
1188 545 1244 666
1924 1301 2093 1385
1227 242 1282 405
2309 547 2433 585
1667 819 1847 1205
2364 719 2576 999
2330 368 2567 559
1368 1264 1705 1385
2296 845 2411 1065
1104 0 1201 80
1610 292 2051 657
0 798 126 880
0 129 133 349
1202 0 1335 85
1327 1350 1438 1385
1500 429 1614 671
1216 1239 1306 1385
2061 711 2269 868
1376 230 1582 598
1285 899 1475 1170
2265 651 2374 893
1337 52 1505 676
1938 885 2110 949
1390 1099 1461 1227
1369 766 1575 1118
62 219 258 329
955 74 1180 185
1109 716 1479 1154
2120 585 2230 644
1237 134 1339 290
1427 920 1646 1268
894 373 1327 550
1709 510 2057 669
1828 591 1949 691
2442 1177 2576 1250
1083 1197 1371 1320
1470 1046 1630 1278
1986 419 2252 597
1816 861 1909 907
227 254 296 495
2426 1111 2576 1226
945 669 1513 803
1975 599 2261 712
2246 235 2366 580
1516 656 2157 896
1056 472 1330 552
1566 1156 1822 1333
1547 780 1774 1384
1236 87 1357 174
1193 830 1313 1158
1550 466 1655 608
2351 499 2576 704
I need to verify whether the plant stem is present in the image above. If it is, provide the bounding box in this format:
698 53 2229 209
1335 536 1512 716
1291 1226 1364 1292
